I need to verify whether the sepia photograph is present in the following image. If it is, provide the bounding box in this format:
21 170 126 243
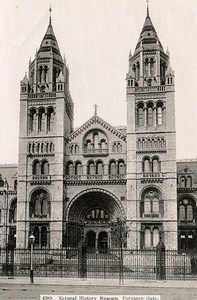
0 0 197 299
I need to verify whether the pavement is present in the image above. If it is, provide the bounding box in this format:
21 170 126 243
0 276 197 288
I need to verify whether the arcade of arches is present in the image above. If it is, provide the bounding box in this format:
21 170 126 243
64 190 125 250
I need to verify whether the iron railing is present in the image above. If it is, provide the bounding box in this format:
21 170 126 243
1 247 197 281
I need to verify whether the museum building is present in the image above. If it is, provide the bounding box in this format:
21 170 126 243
0 6 195 251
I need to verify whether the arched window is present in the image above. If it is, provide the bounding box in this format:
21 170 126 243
118 161 125 174
30 190 50 218
144 58 149 77
47 107 54 132
179 198 196 222
147 103 153 126
144 228 151 249
29 108 37 133
152 157 160 173
9 199 17 223
14 180 17 190
33 160 41 175
41 160 49 175
136 61 140 80
75 162 82 175
109 161 116 175
143 157 150 173
38 108 45 133
187 205 193 221
153 228 159 248
93 133 99 149
186 176 192 188
157 103 163 125
141 189 161 217
150 58 155 76
180 176 186 188
96 161 104 175
66 162 74 175
144 197 151 215
100 139 107 149
179 205 185 220
152 197 159 214
88 161 95 175
86 140 92 150
137 104 144 126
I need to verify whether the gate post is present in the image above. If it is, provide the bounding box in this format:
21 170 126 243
7 241 14 277
78 242 87 279
156 233 166 280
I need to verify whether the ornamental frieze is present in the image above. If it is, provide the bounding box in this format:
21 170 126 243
65 179 127 186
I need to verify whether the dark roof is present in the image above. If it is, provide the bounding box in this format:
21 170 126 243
134 8 164 55
38 18 62 62
0 164 17 190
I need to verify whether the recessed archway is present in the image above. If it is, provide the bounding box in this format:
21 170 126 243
64 188 125 249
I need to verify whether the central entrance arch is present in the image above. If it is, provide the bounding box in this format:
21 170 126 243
64 188 125 250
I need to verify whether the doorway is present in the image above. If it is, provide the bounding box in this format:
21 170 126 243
98 231 108 253
86 231 96 250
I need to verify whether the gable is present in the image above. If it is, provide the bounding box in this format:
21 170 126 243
67 115 126 143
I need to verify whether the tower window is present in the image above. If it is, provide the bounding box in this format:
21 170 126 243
137 103 144 126
147 103 153 126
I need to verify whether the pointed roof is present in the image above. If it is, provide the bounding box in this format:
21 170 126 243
37 14 62 62
21 73 29 84
134 7 163 55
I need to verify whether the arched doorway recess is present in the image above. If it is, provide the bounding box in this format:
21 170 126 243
64 189 125 250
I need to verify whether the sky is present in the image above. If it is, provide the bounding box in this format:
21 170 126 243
0 0 197 163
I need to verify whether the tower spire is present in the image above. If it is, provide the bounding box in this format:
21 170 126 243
49 5 52 25
146 0 150 17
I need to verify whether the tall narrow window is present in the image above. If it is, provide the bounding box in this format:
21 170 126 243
144 58 149 77
88 162 95 175
109 161 116 175
41 160 49 175
38 108 45 132
147 105 153 126
180 177 186 188
47 107 54 132
152 197 159 214
152 157 160 173
179 205 185 220
186 176 192 188
157 106 163 125
68 163 74 175
153 228 159 247
118 161 125 174
143 158 150 173
75 162 82 175
150 58 155 76
42 199 48 217
33 160 41 175
35 198 42 217
29 109 37 133
97 162 104 175
137 105 144 126
187 205 193 221
144 198 151 215
144 228 151 249
94 133 99 149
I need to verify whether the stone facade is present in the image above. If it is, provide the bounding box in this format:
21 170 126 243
0 7 194 251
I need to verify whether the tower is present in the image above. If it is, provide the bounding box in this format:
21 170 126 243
126 5 177 249
17 11 73 248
